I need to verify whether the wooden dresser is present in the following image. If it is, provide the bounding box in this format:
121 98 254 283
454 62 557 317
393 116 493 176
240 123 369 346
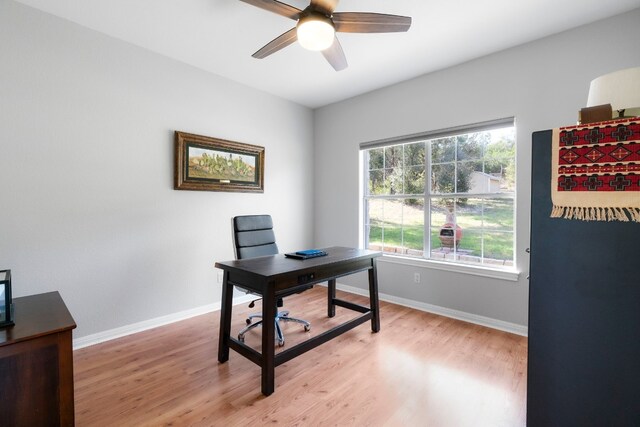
0 291 76 426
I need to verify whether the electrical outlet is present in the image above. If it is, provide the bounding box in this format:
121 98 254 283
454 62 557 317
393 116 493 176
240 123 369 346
414 272 421 284
217 271 223 283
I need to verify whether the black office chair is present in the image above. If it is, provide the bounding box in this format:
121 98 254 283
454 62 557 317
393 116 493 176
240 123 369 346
232 215 311 347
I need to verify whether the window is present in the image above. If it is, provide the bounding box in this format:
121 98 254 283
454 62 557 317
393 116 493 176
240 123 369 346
362 119 516 269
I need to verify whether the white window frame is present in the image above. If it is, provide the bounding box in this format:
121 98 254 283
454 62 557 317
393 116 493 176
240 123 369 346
360 118 520 281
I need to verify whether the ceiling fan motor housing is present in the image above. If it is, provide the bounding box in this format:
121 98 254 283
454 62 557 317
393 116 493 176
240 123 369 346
296 11 335 51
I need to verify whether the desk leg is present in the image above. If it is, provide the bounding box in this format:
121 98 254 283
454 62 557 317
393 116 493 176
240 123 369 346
327 279 336 318
218 272 233 363
261 281 276 396
368 258 381 332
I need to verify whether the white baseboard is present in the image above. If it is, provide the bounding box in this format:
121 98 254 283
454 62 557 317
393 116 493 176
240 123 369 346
73 283 527 349
330 282 528 337
72 294 255 350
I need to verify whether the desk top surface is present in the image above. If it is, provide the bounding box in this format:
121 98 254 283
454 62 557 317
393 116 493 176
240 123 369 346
215 246 381 278
0 291 76 347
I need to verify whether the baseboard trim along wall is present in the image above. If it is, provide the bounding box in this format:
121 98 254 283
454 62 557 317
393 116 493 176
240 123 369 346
332 282 528 337
73 282 527 349
73 294 255 350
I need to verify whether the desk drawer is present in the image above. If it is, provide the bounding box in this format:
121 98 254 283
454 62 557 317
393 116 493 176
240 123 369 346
274 258 373 292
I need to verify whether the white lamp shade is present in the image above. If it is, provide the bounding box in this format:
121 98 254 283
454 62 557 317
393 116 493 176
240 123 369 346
587 67 640 111
297 17 335 51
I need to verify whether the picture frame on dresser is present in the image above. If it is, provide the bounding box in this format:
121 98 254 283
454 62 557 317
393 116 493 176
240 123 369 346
0 269 13 328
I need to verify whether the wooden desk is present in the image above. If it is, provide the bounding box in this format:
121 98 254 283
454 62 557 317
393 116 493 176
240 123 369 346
0 292 77 426
215 246 381 396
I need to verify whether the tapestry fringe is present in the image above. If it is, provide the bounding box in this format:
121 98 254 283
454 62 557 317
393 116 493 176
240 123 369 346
550 206 640 223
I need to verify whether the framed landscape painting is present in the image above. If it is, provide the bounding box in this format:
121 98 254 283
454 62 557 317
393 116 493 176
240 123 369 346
174 131 264 193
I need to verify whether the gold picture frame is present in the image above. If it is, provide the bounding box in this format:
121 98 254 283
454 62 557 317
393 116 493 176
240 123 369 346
174 131 264 193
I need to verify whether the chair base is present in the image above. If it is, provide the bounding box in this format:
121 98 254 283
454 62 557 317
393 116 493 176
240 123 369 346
237 311 310 347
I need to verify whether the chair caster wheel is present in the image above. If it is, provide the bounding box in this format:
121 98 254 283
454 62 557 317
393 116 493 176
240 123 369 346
238 334 245 342
304 325 311 332
245 318 251 325
278 339 285 347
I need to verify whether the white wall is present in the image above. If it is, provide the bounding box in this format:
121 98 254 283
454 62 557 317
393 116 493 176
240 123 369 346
0 1 314 339
313 9 640 328
2 1 638 341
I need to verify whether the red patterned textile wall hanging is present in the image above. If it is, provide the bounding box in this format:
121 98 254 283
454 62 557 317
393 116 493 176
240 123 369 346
551 118 640 222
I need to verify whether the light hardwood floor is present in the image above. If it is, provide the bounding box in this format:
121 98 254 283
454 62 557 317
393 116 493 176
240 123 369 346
74 286 527 426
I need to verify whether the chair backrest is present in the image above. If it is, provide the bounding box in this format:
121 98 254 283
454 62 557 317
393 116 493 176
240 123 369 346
232 215 279 260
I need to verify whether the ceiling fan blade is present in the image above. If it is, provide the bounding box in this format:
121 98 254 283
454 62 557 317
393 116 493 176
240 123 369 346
310 0 339 15
252 28 298 59
239 0 301 20
322 36 347 71
333 12 412 33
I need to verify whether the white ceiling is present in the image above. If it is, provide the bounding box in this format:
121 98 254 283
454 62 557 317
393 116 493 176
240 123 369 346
13 0 640 108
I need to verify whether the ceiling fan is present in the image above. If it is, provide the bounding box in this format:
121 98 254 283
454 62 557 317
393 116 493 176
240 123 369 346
239 0 412 71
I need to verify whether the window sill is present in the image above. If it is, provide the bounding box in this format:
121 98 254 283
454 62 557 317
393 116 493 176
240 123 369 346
378 254 520 282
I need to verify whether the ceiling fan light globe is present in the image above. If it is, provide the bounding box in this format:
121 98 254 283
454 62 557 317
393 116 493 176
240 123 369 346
297 17 335 51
